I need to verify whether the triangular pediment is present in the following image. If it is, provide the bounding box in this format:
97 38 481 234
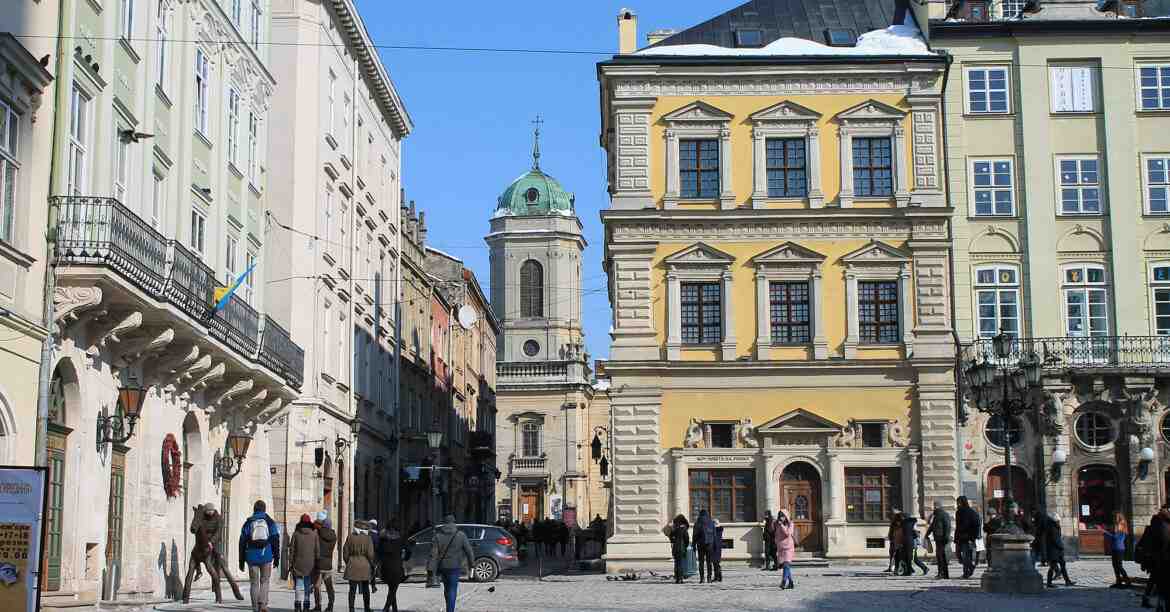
840 240 911 264
749 101 822 123
835 99 907 122
664 242 736 266
750 242 826 266
662 101 733 123
758 409 843 433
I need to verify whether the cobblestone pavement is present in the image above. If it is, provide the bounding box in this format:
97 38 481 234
155 559 1144 612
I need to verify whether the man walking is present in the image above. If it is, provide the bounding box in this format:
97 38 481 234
926 500 952 579
1043 513 1076 588
238 500 281 612
428 515 475 612
955 496 981 579
313 512 337 612
692 509 717 584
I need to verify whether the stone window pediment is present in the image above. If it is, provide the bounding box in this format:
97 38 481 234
662 102 735 210
842 241 913 357
758 409 843 434
835 100 910 208
750 102 825 208
665 243 736 361
751 243 828 359
664 242 735 270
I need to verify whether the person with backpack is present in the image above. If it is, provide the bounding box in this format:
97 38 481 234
1043 513 1075 588
427 515 475 612
667 515 690 584
343 520 377 612
288 514 320 612
926 500 952 579
238 500 281 612
692 509 717 584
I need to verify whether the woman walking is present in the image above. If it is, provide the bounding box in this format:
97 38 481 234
1106 511 1132 588
343 520 376 612
886 512 904 573
288 514 319 612
668 515 690 584
376 520 410 612
774 510 796 590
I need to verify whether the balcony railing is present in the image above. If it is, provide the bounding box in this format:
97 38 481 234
510 456 548 474
962 336 1170 372
52 195 305 388
498 361 569 380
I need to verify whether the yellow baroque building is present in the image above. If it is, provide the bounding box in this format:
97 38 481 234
597 1 958 566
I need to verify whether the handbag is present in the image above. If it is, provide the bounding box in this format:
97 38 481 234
924 537 934 554
685 547 698 577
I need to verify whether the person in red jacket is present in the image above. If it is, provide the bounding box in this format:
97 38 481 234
773 510 796 590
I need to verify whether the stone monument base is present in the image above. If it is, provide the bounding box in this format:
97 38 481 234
981 533 1044 594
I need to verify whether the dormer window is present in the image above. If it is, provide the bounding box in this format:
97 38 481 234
735 29 763 47
824 29 857 47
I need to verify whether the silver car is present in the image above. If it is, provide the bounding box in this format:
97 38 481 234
404 524 520 582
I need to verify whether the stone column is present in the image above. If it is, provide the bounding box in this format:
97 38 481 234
838 125 854 208
664 128 679 209
844 272 859 359
893 123 911 207
720 270 736 360
812 271 828 359
899 265 914 353
719 126 735 210
666 272 681 360
750 126 766 207
807 125 825 208
905 448 921 519
606 387 666 571
755 272 770 360
764 455 780 516
826 451 845 522
672 451 688 519
917 371 959 514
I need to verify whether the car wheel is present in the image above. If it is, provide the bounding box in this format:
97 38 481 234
471 557 499 582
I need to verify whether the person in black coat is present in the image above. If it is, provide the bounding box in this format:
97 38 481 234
763 511 778 571
926 501 953 579
954 496 982 579
669 515 691 584
1043 514 1075 588
711 521 724 582
376 520 409 612
692 510 718 584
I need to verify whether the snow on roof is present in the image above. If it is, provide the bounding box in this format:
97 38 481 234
425 246 461 262
592 379 612 392
636 13 934 58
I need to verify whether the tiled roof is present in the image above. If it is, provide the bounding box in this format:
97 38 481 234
650 0 908 49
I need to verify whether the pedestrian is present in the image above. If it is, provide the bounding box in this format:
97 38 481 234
428 514 476 612
692 509 717 584
1043 513 1075 588
711 520 724 582
909 520 930 576
238 499 281 612
926 500 952 579
954 496 981 579
288 514 320 612
984 508 1002 567
886 511 904 573
1147 505 1170 610
668 515 690 584
763 510 778 571
313 512 337 612
1137 506 1169 608
899 514 919 576
343 520 376 612
377 519 410 612
1030 510 1048 567
367 520 380 595
1105 511 1132 588
774 510 796 590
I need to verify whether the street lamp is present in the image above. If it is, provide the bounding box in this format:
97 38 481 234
591 426 611 480
427 430 444 525
215 431 253 480
963 331 1043 534
96 383 147 451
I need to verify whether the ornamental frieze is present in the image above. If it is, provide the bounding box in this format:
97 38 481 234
612 74 940 99
609 218 946 242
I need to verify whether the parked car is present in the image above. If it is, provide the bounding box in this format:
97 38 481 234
404 524 519 582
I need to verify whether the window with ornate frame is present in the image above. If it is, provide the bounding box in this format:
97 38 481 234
679 139 719 199
836 100 909 207
845 467 901 523
974 265 1020 339
1152 263 1170 335
842 242 913 358
985 414 1023 448
661 101 734 210
681 282 721 345
749 101 824 207
0 102 18 244
750 242 827 359
521 421 542 457
1074 412 1115 449
519 259 543 318
1142 154 1170 214
689 469 756 523
665 243 736 360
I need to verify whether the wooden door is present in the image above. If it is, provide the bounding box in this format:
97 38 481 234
520 491 540 524
781 482 822 552
46 430 67 591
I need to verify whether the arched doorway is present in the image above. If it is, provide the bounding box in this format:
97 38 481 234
780 461 822 553
182 413 204 506
1077 464 1119 554
985 465 1033 517
45 367 74 591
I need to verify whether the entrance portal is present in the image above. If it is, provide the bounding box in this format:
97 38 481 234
1077 464 1118 555
986 465 1033 517
780 462 823 553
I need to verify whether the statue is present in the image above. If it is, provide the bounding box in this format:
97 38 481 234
887 419 909 448
1126 388 1160 446
738 417 759 448
182 503 244 604
835 420 861 448
1042 391 1064 436
684 418 704 448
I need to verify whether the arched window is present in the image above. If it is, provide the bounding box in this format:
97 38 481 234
520 260 543 318
521 421 542 457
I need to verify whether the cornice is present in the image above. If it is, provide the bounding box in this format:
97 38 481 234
328 0 413 138
602 211 948 243
601 64 944 99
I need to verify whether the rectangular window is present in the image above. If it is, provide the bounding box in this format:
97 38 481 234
119 0 134 40
247 112 258 183
322 187 333 253
1139 65 1170 111
852 137 893 198
155 1 167 90
769 281 810 344
1146 156 1170 214
1001 0 1026 16
1050 66 1096 113
0 102 19 243
244 250 256 303
250 0 262 47
1153 265 1170 335
845 468 901 523
708 423 734 449
151 172 165 231
975 266 1020 338
189 208 206 255
522 422 541 456
321 301 333 378
224 235 238 284
858 280 899 344
1058 157 1102 214
971 159 1014 216
67 84 90 196
327 71 336 137
861 423 884 448
765 138 807 198
227 88 240 165
194 49 209 135
967 67 1010 114
681 281 721 345
679 138 719 199
1064 265 1108 337
112 128 129 201
689 469 756 524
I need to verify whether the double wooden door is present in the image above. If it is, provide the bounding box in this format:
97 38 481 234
780 480 822 552
519 487 541 524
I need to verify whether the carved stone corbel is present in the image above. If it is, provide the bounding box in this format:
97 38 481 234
115 327 175 367
256 397 285 422
177 354 213 382
54 286 104 326
209 378 254 408
187 362 226 392
88 311 143 352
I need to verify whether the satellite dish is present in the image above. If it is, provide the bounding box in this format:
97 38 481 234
457 304 478 330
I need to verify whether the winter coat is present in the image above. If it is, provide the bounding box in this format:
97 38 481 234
955 506 982 544
288 524 320 577
238 512 281 568
901 517 918 552
711 526 724 562
1043 517 1066 559
774 518 796 564
376 529 409 584
428 522 475 573
693 513 716 551
315 524 337 571
888 523 903 550
342 530 376 582
926 509 952 543
1105 529 1127 554
763 517 777 552
669 524 690 560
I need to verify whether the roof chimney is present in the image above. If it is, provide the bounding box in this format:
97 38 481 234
646 28 676 46
418 211 428 245
618 8 637 54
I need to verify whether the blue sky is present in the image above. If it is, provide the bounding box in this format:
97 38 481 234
356 1 741 360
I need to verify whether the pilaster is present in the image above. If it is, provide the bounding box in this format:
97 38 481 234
610 98 655 210
720 270 736 360
608 242 659 361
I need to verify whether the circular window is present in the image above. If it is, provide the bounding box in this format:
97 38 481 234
525 187 540 203
1162 413 1170 444
985 415 1023 448
1075 412 1116 449
523 340 540 357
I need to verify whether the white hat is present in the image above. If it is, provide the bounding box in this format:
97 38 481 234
316 511 328 522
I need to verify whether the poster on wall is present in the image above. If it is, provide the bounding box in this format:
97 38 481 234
0 466 48 612
550 495 563 521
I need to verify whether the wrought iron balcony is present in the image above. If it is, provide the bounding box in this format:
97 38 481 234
52 195 305 388
962 335 1170 373
509 455 548 476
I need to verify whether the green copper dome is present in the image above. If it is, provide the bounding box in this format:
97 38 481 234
494 168 575 218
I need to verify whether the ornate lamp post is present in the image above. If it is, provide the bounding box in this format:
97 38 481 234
215 431 253 480
427 431 444 526
96 382 147 451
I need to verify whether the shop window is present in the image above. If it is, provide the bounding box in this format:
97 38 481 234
689 469 756 523
845 468 900 523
